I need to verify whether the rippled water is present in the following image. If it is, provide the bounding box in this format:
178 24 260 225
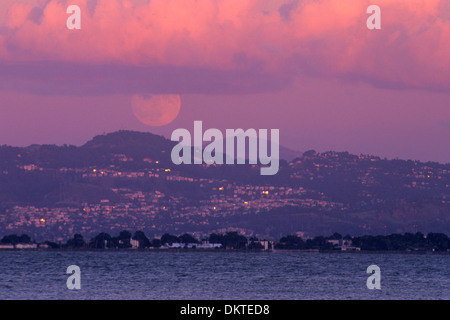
0 251 448 300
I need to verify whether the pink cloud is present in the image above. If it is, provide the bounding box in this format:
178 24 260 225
0 0 448 93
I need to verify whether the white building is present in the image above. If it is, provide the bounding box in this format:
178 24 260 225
15 243 38 249
130 238 139 249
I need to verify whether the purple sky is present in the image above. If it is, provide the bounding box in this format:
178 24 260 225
0 0 449 163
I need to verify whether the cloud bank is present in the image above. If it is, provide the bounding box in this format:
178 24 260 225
0 0 449 94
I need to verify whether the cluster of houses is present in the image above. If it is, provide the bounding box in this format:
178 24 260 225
159 242 223 249
326 239 361 251
0 243 40 249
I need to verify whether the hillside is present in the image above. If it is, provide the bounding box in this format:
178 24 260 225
0 130 448 241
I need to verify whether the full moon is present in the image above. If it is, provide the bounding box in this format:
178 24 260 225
131 94 181 127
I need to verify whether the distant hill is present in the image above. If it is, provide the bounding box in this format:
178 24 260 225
279 145 303 162
0 130 448 240
83 130 173 151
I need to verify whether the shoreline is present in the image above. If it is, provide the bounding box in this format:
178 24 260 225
0 247 448 254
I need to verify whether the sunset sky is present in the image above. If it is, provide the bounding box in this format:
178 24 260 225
0 0 449 162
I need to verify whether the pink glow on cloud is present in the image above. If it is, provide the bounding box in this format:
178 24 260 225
0 1 449 163
0 0 448 91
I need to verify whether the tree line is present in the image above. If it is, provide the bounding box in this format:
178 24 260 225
0 231 252 250
276 232 450 252
1 231 449 252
